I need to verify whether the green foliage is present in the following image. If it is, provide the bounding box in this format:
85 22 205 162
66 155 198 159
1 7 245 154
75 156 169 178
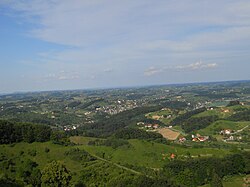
79 161 133 186
41 161 71 187
181 115 219 133
83 106 162 137
64 148 96 162
170 107 207 126
227 100 240 107
163 152 249 187
228 109 250 121
0 175 22 187
27 149 37 157
50 130 71 145
114 128 163 140
0 120 51 144
44 147 50 153
89 138 131 149
210 172 223 187
17 159 41 186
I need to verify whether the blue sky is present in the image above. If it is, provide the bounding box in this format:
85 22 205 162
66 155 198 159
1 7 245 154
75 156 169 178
0 0 250 93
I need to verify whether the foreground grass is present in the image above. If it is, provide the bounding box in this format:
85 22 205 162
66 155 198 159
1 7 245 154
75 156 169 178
72 136 231 168
0 137 232 185
200 174 249 187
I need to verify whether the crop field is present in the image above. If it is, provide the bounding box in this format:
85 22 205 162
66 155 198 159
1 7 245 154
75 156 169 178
157 128 180 140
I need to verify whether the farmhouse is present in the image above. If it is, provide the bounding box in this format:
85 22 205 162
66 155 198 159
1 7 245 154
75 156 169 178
170 153 176 159
144 124 152 128
192 135 209 142
153 124 159 129
220 129 232 135
179 137 186 143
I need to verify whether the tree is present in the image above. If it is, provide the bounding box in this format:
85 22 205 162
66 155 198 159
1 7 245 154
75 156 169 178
210 172 223 187
41 161 71 187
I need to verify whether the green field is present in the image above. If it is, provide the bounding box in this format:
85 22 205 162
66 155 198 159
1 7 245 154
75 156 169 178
197 120 250 135
0 137 231 173
0 141 139 185
201 174 249 187
193 105 250 119
70 137 231 168
146 108 185 125
193 108 232 119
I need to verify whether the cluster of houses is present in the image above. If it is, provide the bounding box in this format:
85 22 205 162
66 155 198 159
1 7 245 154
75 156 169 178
137 122 160 129
178 136 187 143
63 125 78 131
220 129 233 135
191 134 209 142
219 128 243 142
96 100 139 115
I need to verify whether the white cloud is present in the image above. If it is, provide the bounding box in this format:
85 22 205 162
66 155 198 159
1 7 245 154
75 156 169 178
144 61 218 76
144 67 162 76
1 0 250 91
44 71 79 81
103 68 113 73
175 61 218 71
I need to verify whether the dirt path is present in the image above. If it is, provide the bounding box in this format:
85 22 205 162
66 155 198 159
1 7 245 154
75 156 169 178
92 154 142 175
231 125 249 135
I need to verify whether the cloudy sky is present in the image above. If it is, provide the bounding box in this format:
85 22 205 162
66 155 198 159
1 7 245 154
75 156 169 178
0 0 250 93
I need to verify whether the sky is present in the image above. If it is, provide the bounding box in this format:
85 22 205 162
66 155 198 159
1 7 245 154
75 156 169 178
0 0 250 93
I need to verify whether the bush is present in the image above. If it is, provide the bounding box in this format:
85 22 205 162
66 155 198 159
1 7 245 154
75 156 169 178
27 149 36 157
44 147 50 153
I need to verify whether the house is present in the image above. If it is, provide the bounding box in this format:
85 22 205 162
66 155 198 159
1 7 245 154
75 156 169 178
137 122 144 126
220 129 232 135
225 129 231 135
192 136 209 142
170 153 176 159
196 133 201 137
144 124 152 128
198 137 206 142
153 124 159 129
192 138 198 142
179 137 186 143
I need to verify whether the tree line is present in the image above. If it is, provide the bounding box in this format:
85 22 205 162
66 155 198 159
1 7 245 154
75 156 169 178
170 107 207 126
0 120 51 144
163 152 250 187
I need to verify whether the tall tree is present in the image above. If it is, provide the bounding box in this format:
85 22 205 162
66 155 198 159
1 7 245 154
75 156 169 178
41 161 71 187
210 172 223 187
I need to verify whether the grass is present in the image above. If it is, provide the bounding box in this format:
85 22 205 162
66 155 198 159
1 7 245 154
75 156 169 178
74 137 231 168
200 174 249 187
70 136 101 145
193 105 250 119
197 120 250 135
146 108 184 125
0 137 233 184
193 108 232 119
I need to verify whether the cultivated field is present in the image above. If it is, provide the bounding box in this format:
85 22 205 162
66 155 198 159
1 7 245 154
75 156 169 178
157 128 180 140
